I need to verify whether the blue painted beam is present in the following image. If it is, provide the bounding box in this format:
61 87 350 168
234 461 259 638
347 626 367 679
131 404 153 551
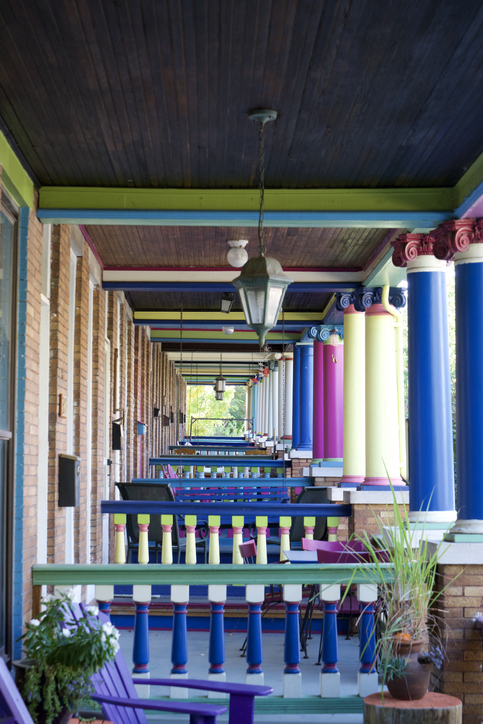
37 208 451 229
135 319 307 330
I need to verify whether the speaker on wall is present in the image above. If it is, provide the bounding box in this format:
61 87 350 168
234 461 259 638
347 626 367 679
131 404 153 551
58 454 80 507
112 422 122 451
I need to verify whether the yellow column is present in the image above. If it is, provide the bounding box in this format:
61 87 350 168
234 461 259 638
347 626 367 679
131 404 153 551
232 516 244 564
279 516 291 561
161 515 173 564
114 514 126 564
363 303 402 485
137 514 150 564
256 516 268 564
341 305 366 484
184 515 197 564
208 516 221 564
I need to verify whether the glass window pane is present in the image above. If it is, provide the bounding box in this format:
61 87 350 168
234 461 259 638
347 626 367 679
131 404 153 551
0 211 14 431
266 285 283 325
246 288 266 324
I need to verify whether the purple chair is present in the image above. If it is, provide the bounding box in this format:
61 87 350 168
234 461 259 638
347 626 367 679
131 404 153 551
301 538 389 564
0 657 35 724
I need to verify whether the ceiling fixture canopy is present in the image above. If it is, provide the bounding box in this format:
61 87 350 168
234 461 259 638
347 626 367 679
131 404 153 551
233 109 292 347
227 240 249 268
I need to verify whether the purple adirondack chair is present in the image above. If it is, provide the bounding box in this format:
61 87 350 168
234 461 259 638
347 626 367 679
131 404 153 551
0 656 35 724
70 602 272 724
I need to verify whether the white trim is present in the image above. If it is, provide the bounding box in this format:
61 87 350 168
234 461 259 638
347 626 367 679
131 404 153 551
427 539 483 564
65 250 77 565
342 489 409 504
103 268 365 284
408 509 457 524
406 256 447 273
454 243 483 265
86 280 94 564
448 518 483 535
37 298 50 565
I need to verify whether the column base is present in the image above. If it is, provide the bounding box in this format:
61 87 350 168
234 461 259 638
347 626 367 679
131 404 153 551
358 671 379 698
339 474 365 486
132 672 150 700
320 671 340 698
283 672 302 698
445 518 483 538
208 672 227 698
245 671 264 685
361 476 405 487
408 510 457 525
170 673 189 699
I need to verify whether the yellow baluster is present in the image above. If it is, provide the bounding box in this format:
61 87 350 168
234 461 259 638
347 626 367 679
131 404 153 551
114 513 126 564
137 514 150 565
256 516 268 564
327 516 339 542
232 515 244 564
185 514 197 565
279 516 291 562
208 515 221 565
303 516 316 540
161 514 173 564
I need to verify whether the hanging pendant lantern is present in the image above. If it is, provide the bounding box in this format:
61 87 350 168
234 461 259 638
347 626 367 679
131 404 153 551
215 354 226 395
233 110 292 347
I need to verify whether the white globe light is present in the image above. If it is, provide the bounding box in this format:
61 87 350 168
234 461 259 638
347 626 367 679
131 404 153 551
222 326 235 335
227 240 249 268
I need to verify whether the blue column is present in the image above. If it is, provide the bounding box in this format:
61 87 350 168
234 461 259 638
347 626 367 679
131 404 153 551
321 601 339 676
450 246 483 534
252 384 258 433
292 345 301 449
132 602 150 674
407 257 455 519
284 601 301 675
358 602 376 675
297 344 314 451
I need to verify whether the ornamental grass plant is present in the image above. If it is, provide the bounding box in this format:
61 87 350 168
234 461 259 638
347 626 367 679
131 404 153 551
349 484 462 691
17 590 120 724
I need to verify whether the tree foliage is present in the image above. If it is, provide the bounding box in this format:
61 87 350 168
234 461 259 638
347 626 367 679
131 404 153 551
186 385 247 437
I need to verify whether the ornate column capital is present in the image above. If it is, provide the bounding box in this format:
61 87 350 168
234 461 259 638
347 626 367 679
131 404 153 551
307 325 344 342
391 219 483 266
335 288 406 312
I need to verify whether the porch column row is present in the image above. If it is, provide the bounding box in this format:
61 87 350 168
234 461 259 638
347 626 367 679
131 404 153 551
393 219 483 534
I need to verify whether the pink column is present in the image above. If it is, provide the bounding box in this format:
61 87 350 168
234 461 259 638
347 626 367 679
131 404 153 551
312 340 324 463
323 333 344 460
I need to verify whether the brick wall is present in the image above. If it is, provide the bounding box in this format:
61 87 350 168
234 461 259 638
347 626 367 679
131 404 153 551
90 285 106 562
433 563 483 724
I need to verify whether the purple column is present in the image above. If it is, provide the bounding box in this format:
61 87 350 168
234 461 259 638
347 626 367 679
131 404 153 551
323 334 344 460
312 340 324 463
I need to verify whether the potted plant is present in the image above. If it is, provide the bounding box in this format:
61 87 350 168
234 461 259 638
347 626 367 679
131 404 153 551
15 589 120 724
352 487 460 700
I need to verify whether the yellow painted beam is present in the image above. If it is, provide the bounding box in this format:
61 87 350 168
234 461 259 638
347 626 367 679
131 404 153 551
0 131 34 208
135 310 322 321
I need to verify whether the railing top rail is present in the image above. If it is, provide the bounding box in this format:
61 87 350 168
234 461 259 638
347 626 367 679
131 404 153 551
32 562 393 587
132 477 314 488
100 500 351 517
150 456 284 466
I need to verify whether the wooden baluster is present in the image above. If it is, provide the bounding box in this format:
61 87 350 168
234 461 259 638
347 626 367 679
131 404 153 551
303 516 315 541
232 516 244 564
208 585 227 693
232 466 238 478
161 515 173 565
279 516 291 562
357 584 379 697
255 516 268 564
196 465 204 479
137 514 150 565
184 515 197 565
320 584 341 697
210 466 217 478
224 466 231 478
114 514 126 564
95 584 114 621
208 515 221 565
245 584 265 685
327 516 339 542
170 584 189 698
183 465 190 478
283 584 302 697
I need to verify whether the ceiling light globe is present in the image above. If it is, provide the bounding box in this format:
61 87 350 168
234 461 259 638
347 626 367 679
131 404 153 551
227 240 249 268
222 326 235 335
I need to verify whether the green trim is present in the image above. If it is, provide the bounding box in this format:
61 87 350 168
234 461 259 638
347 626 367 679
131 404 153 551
444 533 483 542
38 186 454 212
150 330 299 341
453 148 483 209
0 131 34 208
32 562 393 587
136 310 321 321
154 695 364 714
408 522 453 530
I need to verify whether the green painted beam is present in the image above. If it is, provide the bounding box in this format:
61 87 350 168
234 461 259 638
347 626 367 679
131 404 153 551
136 311 321 322
454 148 483 209
150 330 299 341
0 130 34 208
38 186 455 212
32 563 393 587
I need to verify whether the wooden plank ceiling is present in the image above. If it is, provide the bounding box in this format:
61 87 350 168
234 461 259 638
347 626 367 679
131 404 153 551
1 0 483 189
88 225 393 270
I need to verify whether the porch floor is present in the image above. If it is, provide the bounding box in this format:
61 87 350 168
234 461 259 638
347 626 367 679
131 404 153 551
117 626 364 723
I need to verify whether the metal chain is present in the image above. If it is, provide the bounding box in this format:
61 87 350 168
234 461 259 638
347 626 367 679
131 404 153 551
258 121 266 257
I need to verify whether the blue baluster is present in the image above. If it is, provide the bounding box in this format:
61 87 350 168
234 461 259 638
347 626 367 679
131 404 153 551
320 584 340 697
357 584 379 697
208 593 226 696
245 584 264 684
283 583 302 697
97 600 111 620
132 601 150 675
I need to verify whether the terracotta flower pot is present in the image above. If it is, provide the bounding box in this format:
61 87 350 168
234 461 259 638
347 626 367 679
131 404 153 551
385 638 432 701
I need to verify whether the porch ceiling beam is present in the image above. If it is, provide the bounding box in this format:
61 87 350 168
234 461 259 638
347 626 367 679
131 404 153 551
150 330 300 342
37 187 454 229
